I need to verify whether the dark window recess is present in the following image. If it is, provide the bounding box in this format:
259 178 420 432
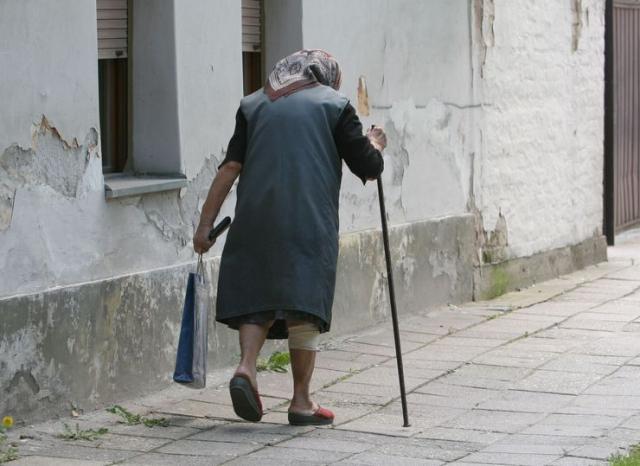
98 59 128 173
243 52 263 96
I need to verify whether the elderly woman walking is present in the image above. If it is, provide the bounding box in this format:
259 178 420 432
193 50 386 426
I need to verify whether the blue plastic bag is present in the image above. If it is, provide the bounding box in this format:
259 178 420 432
173 257 208 389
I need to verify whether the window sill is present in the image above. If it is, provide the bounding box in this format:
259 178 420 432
104 173 188 199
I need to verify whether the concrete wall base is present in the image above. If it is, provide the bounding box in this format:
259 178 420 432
0 214 475 423
474 235 608 301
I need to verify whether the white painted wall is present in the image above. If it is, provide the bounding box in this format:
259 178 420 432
174 0 244 179
0 1 243 298
0 0 606 299
300 0 475 232
0 0 100 150
475 0 605 259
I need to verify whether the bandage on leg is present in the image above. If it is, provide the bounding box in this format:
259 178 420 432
287 322 320 351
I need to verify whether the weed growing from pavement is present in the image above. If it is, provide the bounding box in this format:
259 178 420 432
610 445 640 465
0 416 17 463
257 351 291 373
107 405 169 427
58 423 108 441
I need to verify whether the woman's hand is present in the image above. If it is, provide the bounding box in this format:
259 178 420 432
367 125 387 152
193 223 215 254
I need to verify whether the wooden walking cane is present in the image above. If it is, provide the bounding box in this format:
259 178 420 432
376 174 410 427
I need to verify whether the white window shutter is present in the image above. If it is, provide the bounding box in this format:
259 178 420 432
242 0 262 52
97 0 128 59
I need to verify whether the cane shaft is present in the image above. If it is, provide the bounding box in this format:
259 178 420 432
376 176 410 427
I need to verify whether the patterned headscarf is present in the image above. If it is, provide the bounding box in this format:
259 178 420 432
265 49 342 101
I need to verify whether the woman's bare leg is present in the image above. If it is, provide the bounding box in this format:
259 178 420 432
289 347 317 413
235 321 273 389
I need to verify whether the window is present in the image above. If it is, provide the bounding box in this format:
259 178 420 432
242 0 263 95
97 0 129 173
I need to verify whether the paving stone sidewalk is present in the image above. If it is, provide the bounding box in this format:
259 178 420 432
7 236 640 465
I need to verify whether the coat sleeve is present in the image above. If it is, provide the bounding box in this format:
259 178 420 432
218 107 247 168
334 102 384 184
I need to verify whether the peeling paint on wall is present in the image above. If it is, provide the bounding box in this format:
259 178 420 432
0 116 99 230
474 0 496 78
571 0 584 52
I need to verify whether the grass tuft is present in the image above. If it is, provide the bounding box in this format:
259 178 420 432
106 405 168 428
610 445 640 466
257 351 291 373
57 423 108 441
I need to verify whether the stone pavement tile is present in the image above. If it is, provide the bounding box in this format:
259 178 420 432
441 409 545 433
237 445 351 463
620 413 640 429
224 456 325 466
482 439 575 455
448 364 532 383
584 370 640 396
187 422 301 444
540 354 624 375
446 329 521 341
277 436 372 453
18 438 137 463
560 318 627 333
252 371 294 399
10 458 108 466
88 432 169 451
186 386 232 405
316 353 387 372
537 328 615 343
574 334 640 357
312 368 353 391
477 390 575 413
406 343 489 362
623 322 640 332
154 399 234 420
107 423 200 440
519 413 618 438
121 452 228 465
335 451 443 465
399 330 442 345
322 381 401 398
605 265 640 281
334 413 423 437
588 301 640 316
156 438 259 457
439 336 509 348
456 451 561 465
313 388 392 406
349 333 425 353
512 370 603 395
505 312 566 323
560 394 640 415
549 456 608 466
378 403 465 428
574 311 637 322
568 442 631 461
340 342 403 357
321 349 371 361
383 357 461 372
472 349 557 369
416 427 507 446
465 317 554 336
344 365 436 387
506 337 581 354
517 301 593 317
413 382 500 408
372 442 468 462
160 414 227 430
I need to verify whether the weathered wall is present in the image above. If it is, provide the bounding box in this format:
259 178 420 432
0 0 242 299
301 0 476 233
472 0 606 261
0 216 474 423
